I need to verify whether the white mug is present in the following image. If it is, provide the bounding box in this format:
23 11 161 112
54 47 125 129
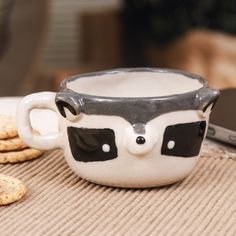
17 68 219 188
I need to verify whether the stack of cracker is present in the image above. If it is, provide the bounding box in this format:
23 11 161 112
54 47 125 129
0 115 43 205
0 115 43 163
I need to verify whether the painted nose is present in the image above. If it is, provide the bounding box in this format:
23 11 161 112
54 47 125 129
136 136 146 144
123 125 157 156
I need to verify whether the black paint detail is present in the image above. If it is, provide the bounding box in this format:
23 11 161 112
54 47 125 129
161 121 206 157
136 136 146 144
67 127 118 162
56 100 77 118
202 97 219 113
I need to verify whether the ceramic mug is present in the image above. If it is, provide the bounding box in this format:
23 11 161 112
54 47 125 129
17 68 219 188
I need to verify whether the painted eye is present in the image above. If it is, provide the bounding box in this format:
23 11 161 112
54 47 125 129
67 127 118 162
161 121 206 157
167 140 175 149
102 144 110 152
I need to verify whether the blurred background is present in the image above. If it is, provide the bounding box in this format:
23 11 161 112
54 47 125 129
1 0 236 96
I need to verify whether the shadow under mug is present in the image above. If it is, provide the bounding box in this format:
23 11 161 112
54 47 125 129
16 68 220 188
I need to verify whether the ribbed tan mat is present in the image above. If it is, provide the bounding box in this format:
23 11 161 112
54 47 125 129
0 142 235 236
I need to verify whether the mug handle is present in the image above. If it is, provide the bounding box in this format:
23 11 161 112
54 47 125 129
16 92 62 150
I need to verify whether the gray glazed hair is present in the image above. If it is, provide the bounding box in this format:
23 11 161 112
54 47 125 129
55 68 220 128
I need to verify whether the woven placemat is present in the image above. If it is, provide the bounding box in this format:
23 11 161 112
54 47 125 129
0 142 235 236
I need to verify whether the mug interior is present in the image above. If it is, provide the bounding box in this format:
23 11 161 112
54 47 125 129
67 70 203 98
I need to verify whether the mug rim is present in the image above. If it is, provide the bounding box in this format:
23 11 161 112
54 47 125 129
55 67 219 125
59 67 207 100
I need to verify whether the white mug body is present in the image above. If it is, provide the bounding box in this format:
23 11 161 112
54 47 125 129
16 68 219 188
61 110 207 188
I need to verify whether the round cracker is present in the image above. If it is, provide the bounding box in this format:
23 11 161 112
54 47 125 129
0 136 28 151
0 115 18 139
0 174 27 205
0 148 44 164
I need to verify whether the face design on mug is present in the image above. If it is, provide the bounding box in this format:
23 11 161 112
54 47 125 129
17 68 220 187
54 69 219 187
56 100 209 164
66 119 206 162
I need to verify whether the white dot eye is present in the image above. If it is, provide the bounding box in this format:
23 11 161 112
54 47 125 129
102 144 110 153
64 107 79 122
167 140 175 149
